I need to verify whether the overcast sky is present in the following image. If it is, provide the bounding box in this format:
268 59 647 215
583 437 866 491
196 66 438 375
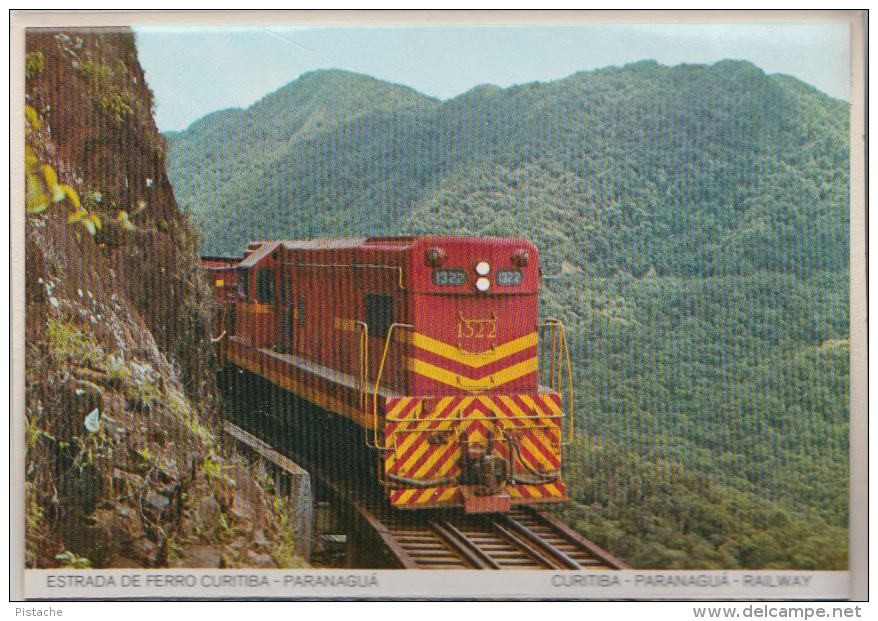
133 22 851 133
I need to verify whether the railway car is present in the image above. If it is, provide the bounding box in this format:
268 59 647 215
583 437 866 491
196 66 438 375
201 255 239 338
207 236 574 513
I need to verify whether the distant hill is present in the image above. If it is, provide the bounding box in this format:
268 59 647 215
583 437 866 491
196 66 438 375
167 69 439 254
167 61 849 282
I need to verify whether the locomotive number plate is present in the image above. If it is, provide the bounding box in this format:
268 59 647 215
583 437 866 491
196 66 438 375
457 313 497 339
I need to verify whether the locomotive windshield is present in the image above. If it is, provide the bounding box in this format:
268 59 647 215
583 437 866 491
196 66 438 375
495 268 523 286
431 269 467 286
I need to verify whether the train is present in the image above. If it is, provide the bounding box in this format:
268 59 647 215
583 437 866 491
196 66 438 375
203 236 574 513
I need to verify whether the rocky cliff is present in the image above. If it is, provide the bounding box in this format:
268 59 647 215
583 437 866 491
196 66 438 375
24 27 305 569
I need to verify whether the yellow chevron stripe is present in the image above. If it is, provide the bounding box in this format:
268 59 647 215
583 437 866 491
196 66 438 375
437 489 456 502
539 394 564 416
392 414 457 458
435 452 457 476
402 331 538 368
461 403 487 421
387 397 413 419
498 395 527 419
396 489 418 505
521 394 563 419
395 430 423 458
432 396 457 419
406 358 460 388
498 395 536 427
481 398 515 429
545 483 563 497
467 427 486 443
521 433 555 469
334 317 358 332
407 357 538 393
413 443 455 479
399 440 431 474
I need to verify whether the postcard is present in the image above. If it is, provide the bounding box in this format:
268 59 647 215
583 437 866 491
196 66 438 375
10 9 867 606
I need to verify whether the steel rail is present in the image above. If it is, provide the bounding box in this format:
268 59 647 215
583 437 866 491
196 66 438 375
429 520 502 570
532 509 632 570
493 513 583 569
489 520 562 569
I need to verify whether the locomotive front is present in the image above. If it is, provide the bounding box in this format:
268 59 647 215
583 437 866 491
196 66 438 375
381 237 572 512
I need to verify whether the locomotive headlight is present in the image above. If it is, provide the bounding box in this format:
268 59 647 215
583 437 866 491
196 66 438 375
511 248 529 267
425 247 448 266
475 261 491 276
476 277 491 292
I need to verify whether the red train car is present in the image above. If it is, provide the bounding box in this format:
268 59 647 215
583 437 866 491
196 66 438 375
202 255 240 337
208 236 574 512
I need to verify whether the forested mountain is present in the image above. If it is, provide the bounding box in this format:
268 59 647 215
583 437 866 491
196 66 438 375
166 61 850 569
166 69 439 254
168 60 848 279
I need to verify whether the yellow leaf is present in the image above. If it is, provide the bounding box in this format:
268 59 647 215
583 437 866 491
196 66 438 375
117 211 134 230
41 165 60 196
60 185 80 209
90 214 102 230
26 176 51 214
25 146 38 169
25 105 41 130
68 209 87 224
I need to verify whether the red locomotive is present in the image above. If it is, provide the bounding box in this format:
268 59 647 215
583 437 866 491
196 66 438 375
206 236 574 512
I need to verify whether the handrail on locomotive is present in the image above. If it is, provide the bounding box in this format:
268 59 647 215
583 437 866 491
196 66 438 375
370 322 414 449
539 318 575 446
361 316 575 450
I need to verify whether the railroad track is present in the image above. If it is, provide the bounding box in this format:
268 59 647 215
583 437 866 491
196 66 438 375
223 420 628 571
371 504 629 570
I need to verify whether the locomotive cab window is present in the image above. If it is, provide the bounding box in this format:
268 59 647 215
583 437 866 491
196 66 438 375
431 269 467 286
365 293 394 339
256 267 275 303
496 268 523 287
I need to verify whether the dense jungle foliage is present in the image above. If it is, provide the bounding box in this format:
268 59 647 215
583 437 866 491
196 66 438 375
165 60 851 569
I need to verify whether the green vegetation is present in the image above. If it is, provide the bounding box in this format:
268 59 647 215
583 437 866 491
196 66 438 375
165 61 850 568
559 438 847 569
75 59 135 125
25 105 97 234
26 51 44 79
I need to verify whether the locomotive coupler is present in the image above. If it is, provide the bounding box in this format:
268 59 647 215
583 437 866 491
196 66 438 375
457 432 509 496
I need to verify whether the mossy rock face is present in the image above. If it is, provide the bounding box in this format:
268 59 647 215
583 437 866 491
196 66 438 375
61 462 104 516
72 379 104 412
63 507 128 568
52 378 104 440
196 496 221 540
